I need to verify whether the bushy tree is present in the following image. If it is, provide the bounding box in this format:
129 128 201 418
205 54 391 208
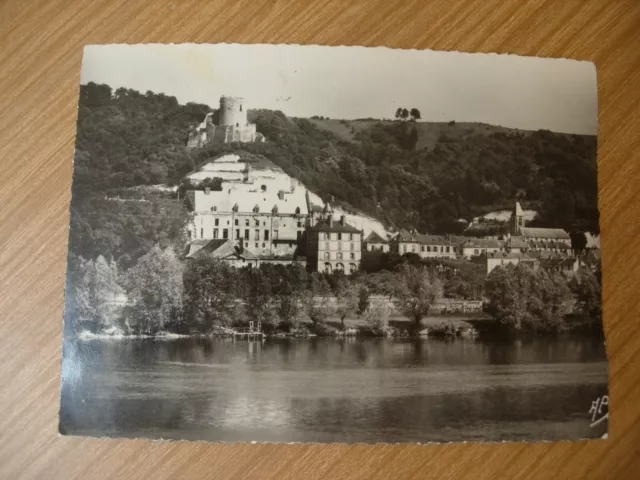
571 266 602 321
124 246 183 334
357 285 370 315
183 256 244 332
66 255 121 334
393 264 443 331
363 302 390 336
485 264 571 332
333 276 360 329
303 273 334 324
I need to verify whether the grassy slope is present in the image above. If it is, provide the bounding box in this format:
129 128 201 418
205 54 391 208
306 118 526 150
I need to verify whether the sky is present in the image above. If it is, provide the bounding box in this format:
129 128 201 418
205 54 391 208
81 44 598 135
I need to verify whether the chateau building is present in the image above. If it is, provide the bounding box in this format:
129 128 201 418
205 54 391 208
186 96 265 148
184 181 309 259
307 215 362 274
363 231 390 252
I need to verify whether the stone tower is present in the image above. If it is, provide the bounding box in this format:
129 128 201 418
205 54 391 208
511 201 525 235
219 96 247 128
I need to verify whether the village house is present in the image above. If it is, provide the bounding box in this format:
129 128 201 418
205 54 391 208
459 238 501 259
363 231 390 252
391 230 457 259
486 251 539 275
306 215 362 274
509 201 572 254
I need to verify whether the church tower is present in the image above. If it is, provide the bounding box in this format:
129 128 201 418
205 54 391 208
511 201 525 235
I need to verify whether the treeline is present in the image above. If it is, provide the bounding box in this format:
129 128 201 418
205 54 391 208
66 243 602 338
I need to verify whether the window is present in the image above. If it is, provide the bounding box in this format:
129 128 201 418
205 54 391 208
350 263 357 274
325 242 330 250
235 229 240 240
297 231 302 240
236 122 239 127
427 246 431 252
351 243 355 251
265 230 270 240
235 219 239 226
337 252 343 260
245 219 249 226
297 221 302 228
402 245 407 253
273 230 278 240
338 233 342 240
262 243 266 248
255 219 260 227
255 243 259 248
350 253 355 260
227 220 230 225
223 229 228 239
200 228 203 238
263 221 266 226
421 246 425 252
213 229 219 239
245 242 248 248
239 105 242 112
446 246 450 253
324 263 332 274
214 218 219 226
349 234 353 241
474 249 479 255
254 229 260 240
412 245 416 252
244 229 249 240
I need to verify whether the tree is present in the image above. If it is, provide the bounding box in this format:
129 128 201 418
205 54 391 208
183 256 244 332
124 246 183 334
363 302 390 336
570 231 588 255
333 277 359 329
571 267 602 321
485 264 570 332
393 264 443 331
395 107 403 121
400 108 409 121
410 108 421 121
67 255 121 333
357 285 370 315
303 273 334 324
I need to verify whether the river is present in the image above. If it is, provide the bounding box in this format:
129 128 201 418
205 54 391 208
59 335 609 443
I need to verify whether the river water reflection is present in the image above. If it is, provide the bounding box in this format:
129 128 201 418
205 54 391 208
60 335 608 443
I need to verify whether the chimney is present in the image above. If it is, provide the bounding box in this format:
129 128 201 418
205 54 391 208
204 187 210 195
328 215 333 227
278 190 285 200
340 215 346 225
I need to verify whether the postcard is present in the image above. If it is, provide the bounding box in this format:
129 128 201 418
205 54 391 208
59 43 607 443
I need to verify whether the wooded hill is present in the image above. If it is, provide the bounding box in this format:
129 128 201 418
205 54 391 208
73 83 599 248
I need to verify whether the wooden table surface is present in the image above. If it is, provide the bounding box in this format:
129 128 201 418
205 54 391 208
1 1 639 478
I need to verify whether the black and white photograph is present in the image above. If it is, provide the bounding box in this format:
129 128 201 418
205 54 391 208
60 43 607 444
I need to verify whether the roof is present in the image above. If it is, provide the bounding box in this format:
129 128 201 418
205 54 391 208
189 186 309 216
540 258 577 269
520 227 570 240
186 239 258 260
507 236 528 248
460 238 500 249
512 201 524 216
364 231 389 244
487 251 536 260
396 231 457 246
311 217 361 234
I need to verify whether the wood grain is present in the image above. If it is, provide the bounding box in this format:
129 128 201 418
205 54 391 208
1 0 639 478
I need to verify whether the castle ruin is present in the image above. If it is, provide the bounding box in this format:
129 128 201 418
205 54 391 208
187 96 265 148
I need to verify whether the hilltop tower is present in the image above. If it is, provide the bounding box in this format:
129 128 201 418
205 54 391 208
219 96 248 128
186 96 265 148
511 201 525 235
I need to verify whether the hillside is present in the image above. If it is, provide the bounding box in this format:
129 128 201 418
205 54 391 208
305 118 524 151
71 83 599 266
